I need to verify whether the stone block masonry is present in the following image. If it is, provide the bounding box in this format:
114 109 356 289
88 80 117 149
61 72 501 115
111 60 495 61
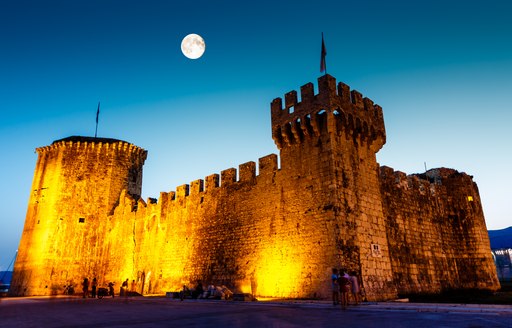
380 167 500 295
10 137 147 296
10 75 499 300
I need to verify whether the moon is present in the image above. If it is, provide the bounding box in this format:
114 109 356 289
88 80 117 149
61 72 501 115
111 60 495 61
181 34 206 59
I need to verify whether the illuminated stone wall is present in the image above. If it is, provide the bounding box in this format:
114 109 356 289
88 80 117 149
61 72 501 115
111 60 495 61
269 75 397 300
111 152 343 298
10 137 146 296
11 75 499 300
380 167 500 295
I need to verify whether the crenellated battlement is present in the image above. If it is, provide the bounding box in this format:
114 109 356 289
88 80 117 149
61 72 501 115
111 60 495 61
36 136 147 161
379 166 478 200
380 166 437 196
149 154 280 205
271 75 386 151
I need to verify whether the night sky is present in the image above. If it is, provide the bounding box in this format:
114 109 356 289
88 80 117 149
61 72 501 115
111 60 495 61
1 0 511 271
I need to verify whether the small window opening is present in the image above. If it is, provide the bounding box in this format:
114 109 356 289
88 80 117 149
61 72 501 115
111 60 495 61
78 218 85 223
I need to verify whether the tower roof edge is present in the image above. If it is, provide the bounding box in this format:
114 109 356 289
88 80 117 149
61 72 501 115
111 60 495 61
52 136 132 145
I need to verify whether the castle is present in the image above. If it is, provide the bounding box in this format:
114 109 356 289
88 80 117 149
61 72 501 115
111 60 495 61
10 74 499 300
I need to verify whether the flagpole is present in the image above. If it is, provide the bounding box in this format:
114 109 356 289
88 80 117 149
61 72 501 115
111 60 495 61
324 32 327 75
321 32 327 76
95 102 100 138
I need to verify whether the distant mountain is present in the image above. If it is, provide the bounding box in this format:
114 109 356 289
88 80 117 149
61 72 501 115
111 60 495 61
488 227 512 249
0 271 12 284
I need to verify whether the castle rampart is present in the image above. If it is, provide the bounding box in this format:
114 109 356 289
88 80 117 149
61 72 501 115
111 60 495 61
11 76 499 300
379 166 499 294
10 136 147 296
271 75 385 152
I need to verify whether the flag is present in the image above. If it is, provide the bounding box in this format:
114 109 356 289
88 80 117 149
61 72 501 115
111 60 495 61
320 32 327 74
96 102 100 124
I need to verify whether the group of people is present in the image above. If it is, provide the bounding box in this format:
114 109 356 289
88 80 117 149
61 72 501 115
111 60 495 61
78 273 361 305
180 280 234 301
80 277 97 298
80 278 117 298
331 268 361 310
120 279 131 297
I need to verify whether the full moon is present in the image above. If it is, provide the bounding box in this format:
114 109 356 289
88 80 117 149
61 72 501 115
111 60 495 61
181 34 205 59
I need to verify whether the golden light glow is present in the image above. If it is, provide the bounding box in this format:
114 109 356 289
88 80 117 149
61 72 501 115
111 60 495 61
237 281 252 294
254 239 305 298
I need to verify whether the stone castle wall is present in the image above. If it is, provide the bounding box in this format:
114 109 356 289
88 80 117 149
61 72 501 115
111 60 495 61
380 167 500 295
270 75 397 299
107 153 344 299
10 137 146 296
11 75 499 299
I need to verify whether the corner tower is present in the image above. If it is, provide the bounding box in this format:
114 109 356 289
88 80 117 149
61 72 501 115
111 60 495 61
271 75 397 300
11 136 147 296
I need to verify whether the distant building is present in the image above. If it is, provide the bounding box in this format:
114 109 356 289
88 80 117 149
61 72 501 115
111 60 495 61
0 271 12 296
10 75 500 300
0 271 12 285
492 249 511 281
489 227 512 281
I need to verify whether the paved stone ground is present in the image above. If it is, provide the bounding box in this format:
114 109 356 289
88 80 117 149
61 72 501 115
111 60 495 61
1 296 511 328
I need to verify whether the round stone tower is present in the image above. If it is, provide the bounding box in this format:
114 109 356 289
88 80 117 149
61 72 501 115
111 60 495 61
10 136 147 296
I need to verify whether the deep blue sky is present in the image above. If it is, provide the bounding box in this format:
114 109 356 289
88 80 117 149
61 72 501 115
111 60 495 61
1 0 511 271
